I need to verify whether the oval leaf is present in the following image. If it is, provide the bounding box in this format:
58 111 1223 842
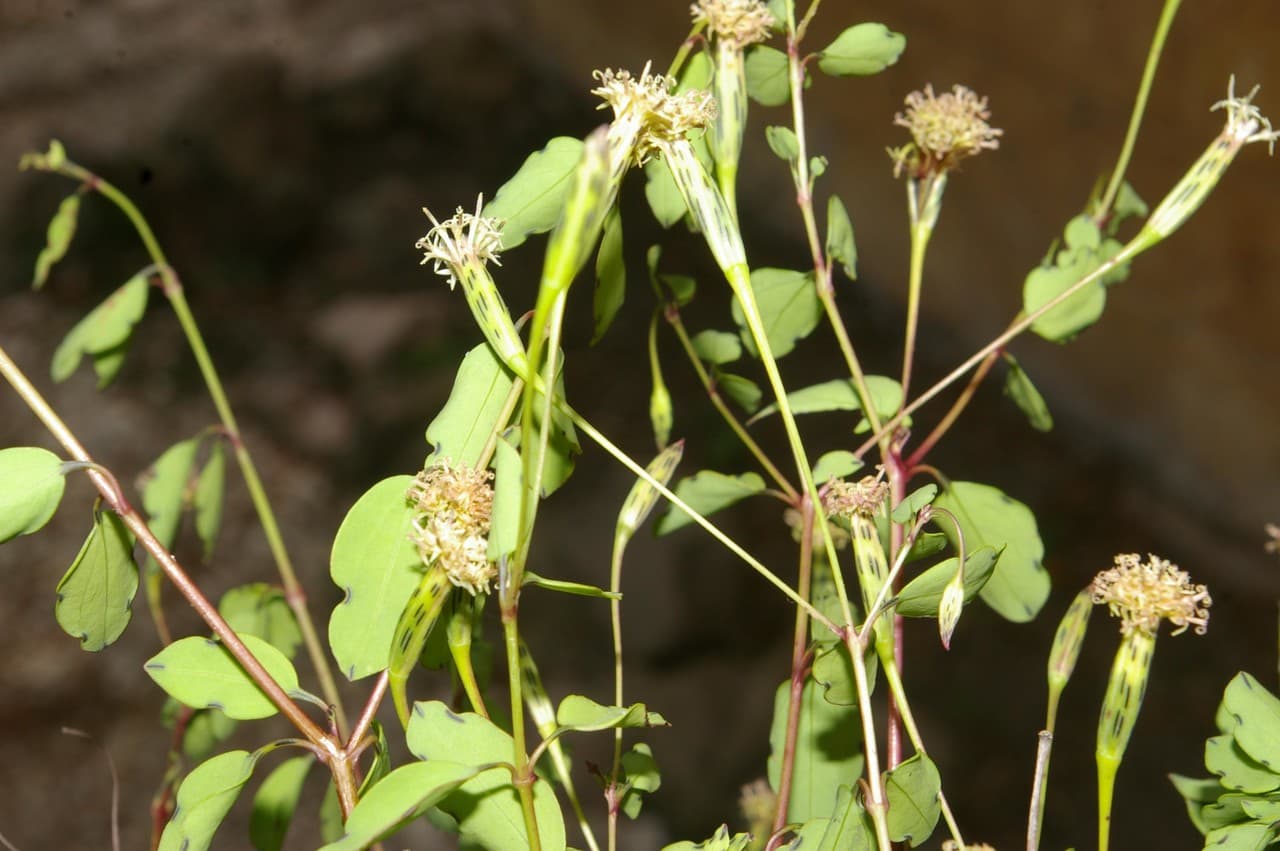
555 694 664 732
33 193 80 289
50 273 149 382
654 470 766 536
817 23 906 77
250 755 313 851
893 546 1000 618
0 446 66 542
766 677 864 823
730 268 822 359
812 450 863 483
592 206 626 343
892 484 938 524
1223 673 1280 770
218 583 303 660
826 195 857 281
750 375 903 423
691 330 743 365
158 750 258 851
745 45 790 106
884 753 941 846
933 482 1049 622
145 634 300 720
54 510 138 650
426 344 516 468
140 438 200 552
1002 353 1053 432
406 701 567 850
483 136 585 250
328 475 421 681
319 760 483 851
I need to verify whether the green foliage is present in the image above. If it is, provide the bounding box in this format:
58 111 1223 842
1023 214 1131 342
54 509 138 650
32 192 80 289
933 481 1049 622
1173 673 1280 848
406 701 567 850
894 546 1000 618
158 749 258 851
751 375 903 422
218 583 302 661
328 475 421 681
0 446 66 542
1002 353 1054 432
691 329 743 365
193 439 225 560
767 677 864 823
50 272 149 387
318 760 483 851
816 23 906 76
655 470 766 535
620 743 661 819
140 437 200 554
426 343 516 468
826 194 858 280
483 136 585 251
766 125 801 161
731 267 823 359
145 634 300 720
554 694 666 732
884 753 941 846
891 484 938 523
592 207 627 343
249 755 312 851
813 449 863 482
664 825 753 851
744 45 791 106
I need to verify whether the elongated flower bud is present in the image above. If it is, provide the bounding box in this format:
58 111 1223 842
824 474 892 644
1046 588 1094 722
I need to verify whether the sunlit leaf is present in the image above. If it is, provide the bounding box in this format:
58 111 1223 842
933 482 1049 622
1223 673 1280 770
620 743 660 819
555 694 665 732
1002 354 1053 432
655 470 766 535
140 438 200 553
884 753 941 846
766 677 863 823
0 446 66 542
691 330 742 365
765 126 799 162
218 583 302 660
817 23 906 76
54 510 138 650
826 195 857 281
145 634 300 720
157 750 258 851
891 484 938 523
894 546 1001 618
193 439 225 561
812 450 862 482
745 45 790 106
483 136 585 251
426 344 516 469
33 193 80 289
50 273 149 385
731 268 822 359
750 375 902 423
318 760 482 851
523 572 620 600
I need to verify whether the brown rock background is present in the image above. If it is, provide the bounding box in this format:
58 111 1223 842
0 1 1276 848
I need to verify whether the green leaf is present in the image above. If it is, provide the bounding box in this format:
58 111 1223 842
1223 673 1280 770
406 701 567 850
648 244 697 305
891 484 938 523
1168 772 1221 836
522 572 620 600
33 193 80 289
766 126 800 161
767 677 864 823
663 825 752 851
318 760 483 851
250 755 312 851
894 546 1001 618
691 330 742 365
783 818 833 849
55 510 138 650
328 476 420 680
555 694 665 732
0 446 66 542
141 438 200 552
1202 791 1252 831
158 750 258 851
1203 822 1276 850
50 273 149 383
817 785 874 850
750 375 903 423
218 583 303 660
731 268 822 359
655 470 766 535
194 439 225 561
1002 354 1053 432
933 482 1049 622
826 195 857 281
620 743 661 819
813 450 863 483
1206 734 1280 794
426 344 516 468
181 707 237 763
357 721 391 798
1023 215 1130 342
817 23 906 76
745 45 790 106
1110 181 1149 234
811 640 878 706
592 207 626 343
488 431 522 560
1241 797 1280 822
145 634 300 720
810 155 828 179
884 753 941 846
644 158 687 229
717 372 762 414
483 136 585 251
904 531 948 563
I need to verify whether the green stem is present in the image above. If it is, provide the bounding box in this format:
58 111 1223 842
48 161 347 735
502 611 542 850
667 311 798 500
1095 0 1183 218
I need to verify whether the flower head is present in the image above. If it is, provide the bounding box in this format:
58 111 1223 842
889 84 1002 178
1214 76 1278 154
1089 553 1210 637
592 63 715 165
415 195 504 290
822 471 889 520
407 461 495 594
691 0 775 49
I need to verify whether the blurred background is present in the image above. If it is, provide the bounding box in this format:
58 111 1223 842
0 0 1277 848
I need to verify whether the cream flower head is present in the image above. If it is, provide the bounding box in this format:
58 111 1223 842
415 195 504 290
592 62 716 165
822 471 890 520
691 0 775 49
1089 553 1210 637
407 462 495 595
890 84 1002 177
